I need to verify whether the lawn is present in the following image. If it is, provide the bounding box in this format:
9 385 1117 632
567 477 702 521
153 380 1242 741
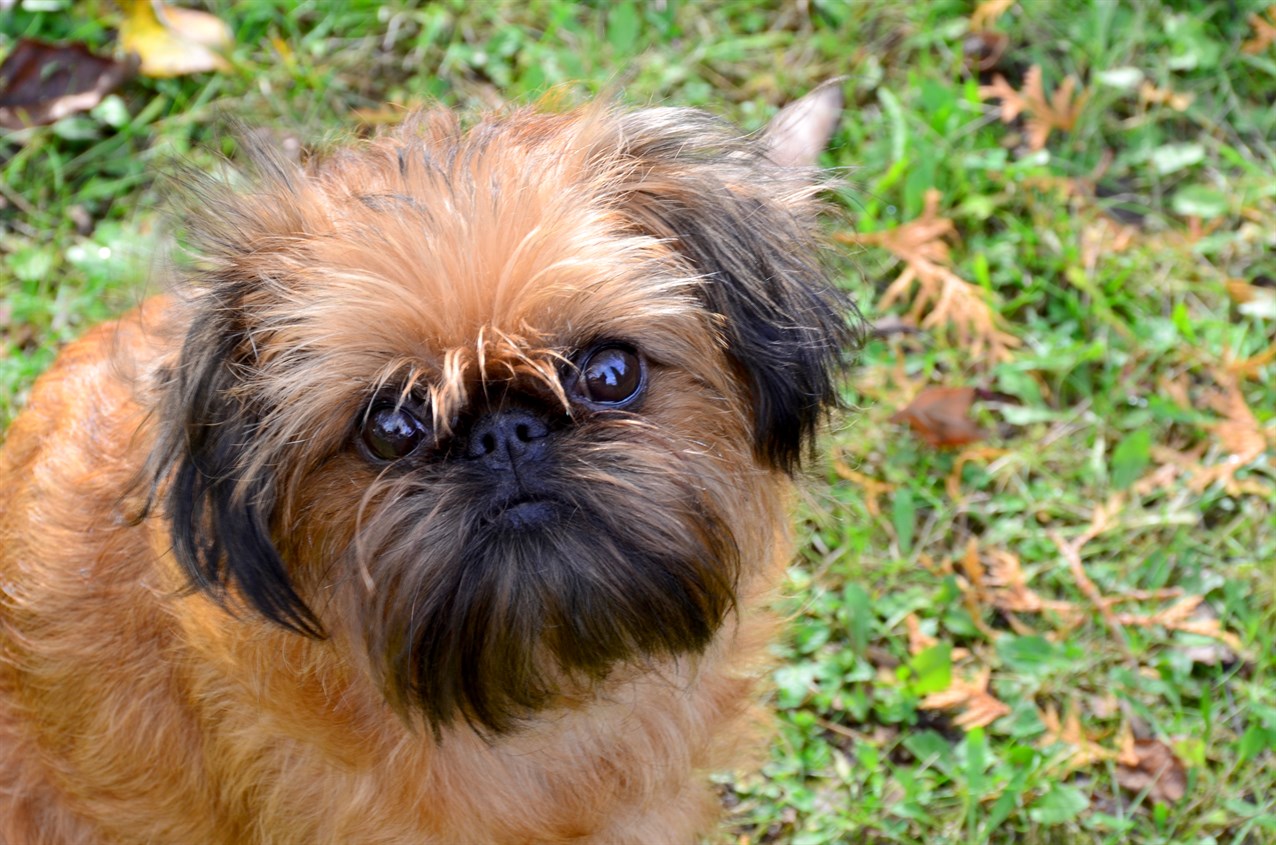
2 2 1274 843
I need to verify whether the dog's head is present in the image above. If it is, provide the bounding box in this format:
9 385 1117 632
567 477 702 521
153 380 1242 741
150 89 857 734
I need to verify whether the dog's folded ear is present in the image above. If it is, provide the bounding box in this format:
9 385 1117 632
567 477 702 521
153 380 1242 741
152 315 326 639
146 142 326 639
608 83 860 472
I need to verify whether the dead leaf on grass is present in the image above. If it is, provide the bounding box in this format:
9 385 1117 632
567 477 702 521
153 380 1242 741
119 0 233 78
1112 595 1245 654
919 667 1011 730
904 613 939 655
1226 341 1276 381
1115 739 1188 805
969 0 1016 31
1225 279 1276 321
1039 705 1118 771
1080 218 1137 276
980 64 1087 150
890 386 986 448
981 547 1081 621
1242 6 1276 54
1190 370 1270 494
0 40 135 129
839 190 1020 363
1138 81 1194 112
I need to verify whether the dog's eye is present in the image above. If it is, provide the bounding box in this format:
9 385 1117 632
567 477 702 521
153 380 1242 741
361 406 428 461
573 345 645 407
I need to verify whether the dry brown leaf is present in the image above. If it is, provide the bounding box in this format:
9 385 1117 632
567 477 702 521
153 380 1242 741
1157 373 1193 410
1115 739 1188 804
890 386 986 448
1131 461 1181 497
1051 523 1130 649
0 40 135 129
119 0 232 78
904 613 939 655
839 190 1020 363
1039 705 1116 771
979 65 1087 150
1138 81 1194 112
920 667 1010 729
1227 341 1276 381
1243 6 1276 54
970 0 1016 31
983 548 1080 621
1080 218 1137 277
958 537 985 598
1113 597 1245 654
1189 370 1270 494
1225 278 1263 304
952 542 1084 636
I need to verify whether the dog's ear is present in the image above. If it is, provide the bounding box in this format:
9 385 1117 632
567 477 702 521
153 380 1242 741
763 78 846 168
609 84 859 472
155 319 324 639
148 142 325 639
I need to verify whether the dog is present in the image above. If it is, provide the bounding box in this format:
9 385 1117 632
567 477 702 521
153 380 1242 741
0 86 856 844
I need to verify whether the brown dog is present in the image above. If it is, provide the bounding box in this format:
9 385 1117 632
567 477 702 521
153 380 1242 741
0 88 855 844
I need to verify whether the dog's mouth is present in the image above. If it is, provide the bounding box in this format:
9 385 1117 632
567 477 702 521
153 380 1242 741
485 494 560 531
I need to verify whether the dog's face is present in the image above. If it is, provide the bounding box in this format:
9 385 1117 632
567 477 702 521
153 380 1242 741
150 100 856 734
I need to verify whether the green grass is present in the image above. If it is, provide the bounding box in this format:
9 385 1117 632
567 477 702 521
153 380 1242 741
3 2 1275 843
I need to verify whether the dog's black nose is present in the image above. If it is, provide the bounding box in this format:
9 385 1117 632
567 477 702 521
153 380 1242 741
464 408 550 470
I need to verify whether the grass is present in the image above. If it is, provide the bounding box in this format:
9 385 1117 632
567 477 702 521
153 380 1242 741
3 1 1274 843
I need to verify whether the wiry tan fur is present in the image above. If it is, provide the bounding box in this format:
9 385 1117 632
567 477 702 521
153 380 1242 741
0 99 852 844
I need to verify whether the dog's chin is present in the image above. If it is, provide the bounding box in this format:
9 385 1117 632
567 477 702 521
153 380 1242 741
352 475 740 737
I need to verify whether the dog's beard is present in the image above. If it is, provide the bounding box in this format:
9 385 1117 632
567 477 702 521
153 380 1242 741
338 430 741 736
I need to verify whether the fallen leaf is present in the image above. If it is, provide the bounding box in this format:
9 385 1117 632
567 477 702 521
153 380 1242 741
840 190 1020 363
980 64 1087 150
1226 278 1261 304
0 40 135 129
1242 6 1276 54
1227 341 1276 380
982 548 1079 620
1039 705 1117 771
904 613 939 655
1191 370 1269 494
891 386 986 448
969 0 1016 31
1138 81 1194 112
1112 595 1246 654
920 667 1011 729
1080 218 1137 277
119 0 233 78
1115 739 1188 805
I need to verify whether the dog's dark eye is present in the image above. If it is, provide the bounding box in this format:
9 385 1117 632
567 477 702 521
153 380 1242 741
573 345 645 407
361 406 428 461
